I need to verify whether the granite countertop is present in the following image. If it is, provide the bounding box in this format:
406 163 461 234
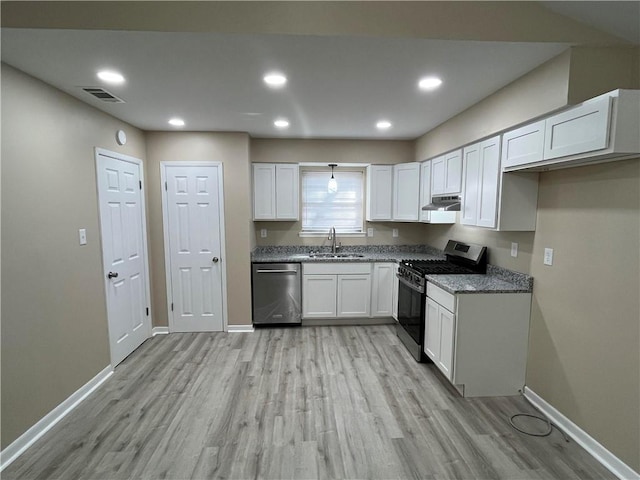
251 244 445 264
251 245 533 294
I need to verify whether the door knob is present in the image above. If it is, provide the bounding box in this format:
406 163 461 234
212 257 219 263
108 272 119 279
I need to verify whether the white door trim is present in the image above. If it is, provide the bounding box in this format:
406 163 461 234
160 161 228 332
94 148 153 359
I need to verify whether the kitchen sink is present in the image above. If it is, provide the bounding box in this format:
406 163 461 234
309 252 365 259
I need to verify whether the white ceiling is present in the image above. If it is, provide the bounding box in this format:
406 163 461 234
2 28 571 139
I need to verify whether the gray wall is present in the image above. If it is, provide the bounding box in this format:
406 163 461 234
1 64 147 448
144 132 253 328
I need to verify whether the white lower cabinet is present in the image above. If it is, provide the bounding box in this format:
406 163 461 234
337 274 371 317
302 263 371 319
424 297 455 381
371 263 395 317
302 274 337 318
424 282 532 397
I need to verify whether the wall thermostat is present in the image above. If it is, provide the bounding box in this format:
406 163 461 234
116 129 127 145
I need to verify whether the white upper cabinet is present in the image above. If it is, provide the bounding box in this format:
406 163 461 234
392 162 420 221
463 135 533 231
252 163 299 221
503 89 640 172
419 161 456 224
366 165 393 221
460 144 480 226
502 120 545 169
544 95 611 160
432 149 462 195
252 164 276 220
275 164 299 220
462 137 500 229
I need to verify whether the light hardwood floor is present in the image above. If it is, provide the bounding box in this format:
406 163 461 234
4 325 614 479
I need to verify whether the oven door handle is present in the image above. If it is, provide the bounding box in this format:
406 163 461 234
397 274 425 294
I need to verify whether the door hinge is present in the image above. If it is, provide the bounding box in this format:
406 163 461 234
165 181 168 191
171 303 174 311
139 180 142 190
146 307 149 316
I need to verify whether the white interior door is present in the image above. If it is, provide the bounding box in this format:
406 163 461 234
96 149 151 367
163 163 226 332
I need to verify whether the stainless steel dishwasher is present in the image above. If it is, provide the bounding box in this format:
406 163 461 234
251 263 302 325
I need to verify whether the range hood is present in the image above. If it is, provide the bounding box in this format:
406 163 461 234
422 195 461 211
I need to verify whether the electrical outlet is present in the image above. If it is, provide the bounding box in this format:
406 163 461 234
544 247 554 266
260 228 267 238
79 228 87 245
392 228 399 238
511 242 518 257
367 227 374 237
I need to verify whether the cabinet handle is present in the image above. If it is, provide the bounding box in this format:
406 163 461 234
212 257 219 263
107 272 119 279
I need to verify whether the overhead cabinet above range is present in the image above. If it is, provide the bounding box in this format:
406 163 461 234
502 89 640 172
252 163 299 221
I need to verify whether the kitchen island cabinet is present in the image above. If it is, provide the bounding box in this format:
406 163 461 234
424 281 531 397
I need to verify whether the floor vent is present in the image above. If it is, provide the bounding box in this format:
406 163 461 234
81 87 125 103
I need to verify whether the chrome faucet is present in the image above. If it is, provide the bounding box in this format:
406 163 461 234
329 226 338 253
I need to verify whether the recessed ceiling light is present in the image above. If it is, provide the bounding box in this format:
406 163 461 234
168 118 185 127
97 70 125 84
264 72 287 88
418 76 443 91
274 118 290 128
376 120 392 130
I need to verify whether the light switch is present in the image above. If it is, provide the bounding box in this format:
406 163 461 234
544 247 554 266
367 227 374 237
79 228 87 245
511 242 518 257
392 228 399 238
260 228 267 238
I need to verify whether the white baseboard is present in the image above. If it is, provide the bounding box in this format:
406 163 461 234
152 326 169 336
524 386 639 480
227 324 254 333
0 365 113 472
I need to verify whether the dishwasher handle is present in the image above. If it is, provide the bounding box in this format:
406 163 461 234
255 269 298 274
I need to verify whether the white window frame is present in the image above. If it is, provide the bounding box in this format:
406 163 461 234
299 166 366 237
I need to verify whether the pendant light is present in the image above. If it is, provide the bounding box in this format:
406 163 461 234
327 164 338 193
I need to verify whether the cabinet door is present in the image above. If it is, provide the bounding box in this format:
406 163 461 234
431 155 446 195
337 274 371 317
419 161 431 222
392 162 420 221
253 164 276 220
443 150 462 194
461 143 480 226
275 164 299 220
502 120 545 169
392 264 399 320
438 307 456 381
477 136 500 229
424 297 441 362
544 96 612 160
366 165 393 221
371 263 394 317
302 275 337 318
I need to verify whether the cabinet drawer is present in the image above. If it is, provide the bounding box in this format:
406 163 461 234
303 262 371 275
427 282 456 313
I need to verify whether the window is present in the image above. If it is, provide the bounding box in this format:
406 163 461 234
301 169 364 234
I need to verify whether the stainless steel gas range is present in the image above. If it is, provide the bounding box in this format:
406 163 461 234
396 240 487 362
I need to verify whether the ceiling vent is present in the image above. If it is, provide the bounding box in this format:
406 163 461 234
81 87 125 103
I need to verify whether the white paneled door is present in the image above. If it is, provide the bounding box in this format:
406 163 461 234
163 163 226 332
96 149 151 367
